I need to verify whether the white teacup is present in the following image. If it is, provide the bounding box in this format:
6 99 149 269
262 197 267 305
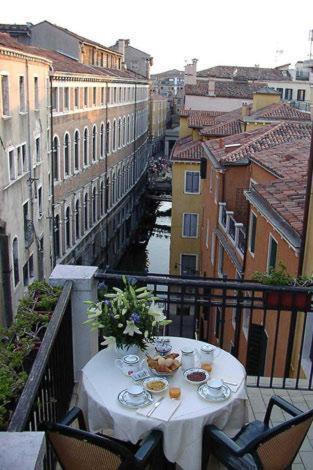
127 385 145 404
207 379 224 396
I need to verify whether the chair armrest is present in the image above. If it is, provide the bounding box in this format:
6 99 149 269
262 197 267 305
264 396 302 426
204 425 246 457
58 406 87 430
134 430 163 467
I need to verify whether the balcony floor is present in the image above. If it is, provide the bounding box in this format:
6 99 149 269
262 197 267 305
247 386 313 470
71 384 313 469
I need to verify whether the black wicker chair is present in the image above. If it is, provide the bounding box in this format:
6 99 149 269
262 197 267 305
42 406 164 470
202 395 313 470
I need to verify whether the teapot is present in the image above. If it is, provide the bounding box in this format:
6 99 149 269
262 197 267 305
115 354 142 376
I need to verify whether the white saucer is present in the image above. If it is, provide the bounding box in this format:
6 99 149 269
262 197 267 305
197 384 231 402
118 389 153 408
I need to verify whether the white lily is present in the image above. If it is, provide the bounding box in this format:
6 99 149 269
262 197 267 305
123 320 142 336
148 302 167 323
101 336 116 347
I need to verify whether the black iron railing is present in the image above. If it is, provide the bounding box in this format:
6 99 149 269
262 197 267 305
96 271 313 391
8 281 74 467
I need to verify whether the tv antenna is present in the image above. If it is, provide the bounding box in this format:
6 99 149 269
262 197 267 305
309 30 313 60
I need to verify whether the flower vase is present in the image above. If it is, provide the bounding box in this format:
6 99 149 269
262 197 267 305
115 343 140 357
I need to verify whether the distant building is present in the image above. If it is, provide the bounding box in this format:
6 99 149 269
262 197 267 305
0 34 52 324
149 94 168 155
110 39 153 79
151 69 184 124
0 21 123 69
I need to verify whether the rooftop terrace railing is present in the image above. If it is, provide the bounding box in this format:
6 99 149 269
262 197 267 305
96 271 313 391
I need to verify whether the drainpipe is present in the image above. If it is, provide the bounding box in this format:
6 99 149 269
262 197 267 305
298 126 313 276
104 81 109 269
25 59 35 246
49 69 56 268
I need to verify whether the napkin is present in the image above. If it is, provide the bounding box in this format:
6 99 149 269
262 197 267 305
221 376 245 393
137 398 181 421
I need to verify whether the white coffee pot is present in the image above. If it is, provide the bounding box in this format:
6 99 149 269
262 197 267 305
115 354 142 376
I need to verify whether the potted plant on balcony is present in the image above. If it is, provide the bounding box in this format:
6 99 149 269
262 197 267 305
85 276 171 355
252 263 312 311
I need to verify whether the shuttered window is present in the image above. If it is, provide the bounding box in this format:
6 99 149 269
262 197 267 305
185 171 200 193
183 213 198 237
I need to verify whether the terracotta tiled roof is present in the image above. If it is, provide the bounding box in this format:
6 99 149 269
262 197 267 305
249 140 311 180
0 33 145 80
185 80 267 99
254 178 306 235
171 136 204 161
187 110 224 128
205 122 312 164
201 120 242 137
197 65 290 81
248 103 311 122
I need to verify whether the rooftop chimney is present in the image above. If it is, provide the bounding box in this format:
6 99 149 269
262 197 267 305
184 58 198 85
208 80 215 96
116 39 128 61
241 102 250 118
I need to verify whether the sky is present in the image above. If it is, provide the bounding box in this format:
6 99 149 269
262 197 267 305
2 0 313 73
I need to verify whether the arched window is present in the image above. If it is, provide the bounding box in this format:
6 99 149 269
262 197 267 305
117 168 121 201
92 187 96 223
106 121 110 155
65 206 71 248
52 136 59 180
100 123 104 158
12 237 19 286
118 118 121 149
64 133 70 176
84 193 88 230
100 181 104 215
111 172 115 206
112 120 116 152
83 128 88 166
54 214 60 258
127 115 130 144
92 125 96 161
74 130 79 171
123 117 126 146
75 199 80 240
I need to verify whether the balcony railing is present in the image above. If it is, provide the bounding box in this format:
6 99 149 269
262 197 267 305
96 272 313 391
8 281 74 468
218 203 246 258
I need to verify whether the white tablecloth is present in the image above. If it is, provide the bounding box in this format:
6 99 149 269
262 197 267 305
78 337 248 470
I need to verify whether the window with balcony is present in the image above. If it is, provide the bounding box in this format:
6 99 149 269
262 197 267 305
35 137 41 163
64 87 69 110
267 235 278 271
217 242 224 277
228 216 236 241
19 76 26 112
83 128 88 166
84 87 88 107
52 87 58 111
185 171 200 193
1 75 10 116
8 149 15 181
297 89 306 101
38 186 43 218
93 87 97 106
92 125 97 161
181 254 197 276
34 77 39 109
74 87 79 108
74 130 79 171
64 133 70 176
182 213 198 237
12 237 19 286
248 212 257 255
284 88 293 100
219 204 227 228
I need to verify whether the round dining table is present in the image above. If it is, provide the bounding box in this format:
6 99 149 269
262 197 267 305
78 336 248 470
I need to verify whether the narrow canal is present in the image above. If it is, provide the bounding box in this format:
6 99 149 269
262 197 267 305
117 200 171 274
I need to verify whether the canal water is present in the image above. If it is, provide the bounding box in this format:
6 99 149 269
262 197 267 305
117 200 171 274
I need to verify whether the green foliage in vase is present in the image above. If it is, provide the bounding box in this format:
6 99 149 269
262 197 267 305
85 276 171 350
